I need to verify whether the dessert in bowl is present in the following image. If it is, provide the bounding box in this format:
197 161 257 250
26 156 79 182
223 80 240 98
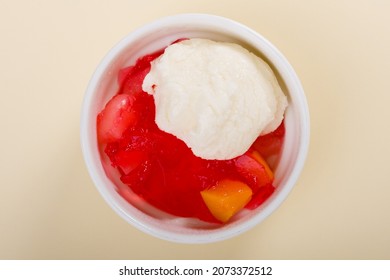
81 14 309 243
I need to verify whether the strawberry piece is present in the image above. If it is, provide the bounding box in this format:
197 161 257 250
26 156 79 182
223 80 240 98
97 94 137 144
234 150 274 192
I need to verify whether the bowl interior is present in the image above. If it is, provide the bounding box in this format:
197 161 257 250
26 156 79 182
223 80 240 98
81 14 309 243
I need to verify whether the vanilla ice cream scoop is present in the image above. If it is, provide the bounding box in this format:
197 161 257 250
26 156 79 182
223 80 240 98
142 38 287 160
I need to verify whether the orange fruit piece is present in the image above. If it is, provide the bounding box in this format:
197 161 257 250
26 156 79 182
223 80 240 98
251 150 274 181
234 150 274 192
200 180 253 223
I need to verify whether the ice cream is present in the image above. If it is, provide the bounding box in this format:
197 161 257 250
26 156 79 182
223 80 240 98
142 38 287 160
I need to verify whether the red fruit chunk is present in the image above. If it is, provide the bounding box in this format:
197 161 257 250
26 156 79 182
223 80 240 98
252 121 285 159
97 94 137 143
234 150 274 192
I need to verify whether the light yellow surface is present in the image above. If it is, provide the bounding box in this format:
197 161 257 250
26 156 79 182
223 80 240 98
1 0 389 259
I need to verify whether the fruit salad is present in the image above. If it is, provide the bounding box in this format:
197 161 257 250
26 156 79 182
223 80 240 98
97 39 286 224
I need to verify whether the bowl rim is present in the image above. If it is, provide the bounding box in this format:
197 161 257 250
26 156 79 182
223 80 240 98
80 13 310 243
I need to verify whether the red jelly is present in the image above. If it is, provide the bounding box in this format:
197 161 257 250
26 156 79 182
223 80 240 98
97 43 285 224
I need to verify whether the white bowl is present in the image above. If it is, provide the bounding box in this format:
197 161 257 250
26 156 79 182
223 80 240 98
80 13 309 243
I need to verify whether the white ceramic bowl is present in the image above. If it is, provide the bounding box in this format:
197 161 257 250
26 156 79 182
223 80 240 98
80 13 309 243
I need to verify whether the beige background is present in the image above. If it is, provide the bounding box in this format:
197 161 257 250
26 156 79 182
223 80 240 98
1 0 389 259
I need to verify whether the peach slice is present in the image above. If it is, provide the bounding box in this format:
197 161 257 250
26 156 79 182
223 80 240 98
251 151 274 181
235 150 274 192
200 180 253 223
